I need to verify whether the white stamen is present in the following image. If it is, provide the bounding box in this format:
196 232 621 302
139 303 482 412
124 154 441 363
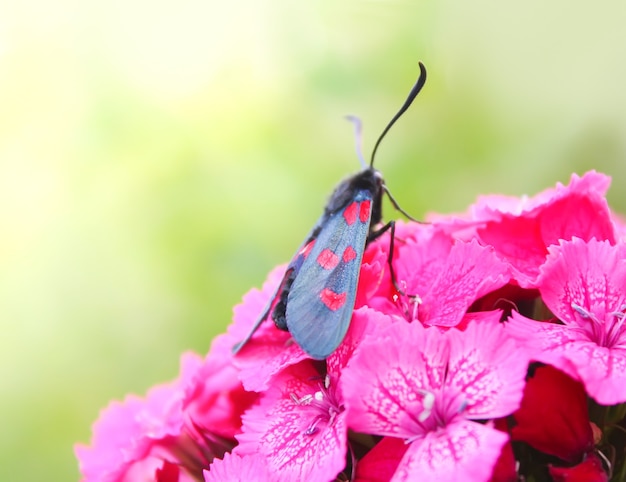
417 389 434 422
409 295 422 321
572 303 592 319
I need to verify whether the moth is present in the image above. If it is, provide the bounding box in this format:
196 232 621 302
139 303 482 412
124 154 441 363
234 63 427 359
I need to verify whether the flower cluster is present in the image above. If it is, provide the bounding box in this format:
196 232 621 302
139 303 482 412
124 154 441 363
77 171 626 481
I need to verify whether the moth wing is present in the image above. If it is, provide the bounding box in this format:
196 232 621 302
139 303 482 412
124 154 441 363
286 192 373 359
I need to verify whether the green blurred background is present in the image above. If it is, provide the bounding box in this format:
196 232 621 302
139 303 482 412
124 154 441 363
1 0 625 480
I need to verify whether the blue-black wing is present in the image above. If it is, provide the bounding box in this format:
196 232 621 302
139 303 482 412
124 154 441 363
285 190 374 359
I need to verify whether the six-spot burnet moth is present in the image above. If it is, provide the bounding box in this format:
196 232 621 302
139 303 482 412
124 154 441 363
233 62 427 360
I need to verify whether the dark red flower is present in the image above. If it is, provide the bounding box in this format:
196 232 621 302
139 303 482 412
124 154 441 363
512 365 593 463
549 453 608 482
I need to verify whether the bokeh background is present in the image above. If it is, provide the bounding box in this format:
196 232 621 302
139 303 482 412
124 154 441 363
1 0 625 480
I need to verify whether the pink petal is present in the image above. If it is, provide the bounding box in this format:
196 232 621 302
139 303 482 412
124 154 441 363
566 342 626 405
475 172 615 287
393 420 509 482
75 396 149 482
382 233 510 327
233 336 309 392
363 224 455 305
327 307 396 376
538 238 626 327
419 240 510 327
204 452 280 482
474 171 611 220
537 191 614 248
394 228 455 301
505 311 584 378
427 171 614 279
447 321 528 419
477 216 548 287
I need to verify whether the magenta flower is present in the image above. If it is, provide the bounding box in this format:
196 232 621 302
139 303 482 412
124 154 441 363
342 319 528 481
507 237 626 404
433 171 616 287
77 170 626 480
476 172 615 287
371 228 511 327
234 359 348 481
76 341 255 482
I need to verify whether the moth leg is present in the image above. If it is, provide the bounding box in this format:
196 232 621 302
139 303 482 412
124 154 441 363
367 219 394 243
231 298 273 355
368 221 416 298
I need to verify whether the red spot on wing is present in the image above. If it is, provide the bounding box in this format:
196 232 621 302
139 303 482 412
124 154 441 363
342 246 357 263
359 200 371 223
343 202 358 225
299 240 315 258
320 288 347 311
317 248 339 270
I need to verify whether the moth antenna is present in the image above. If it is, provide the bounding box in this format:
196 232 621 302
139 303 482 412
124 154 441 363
370 62 427 167
344 115 367 169
383 185 419 222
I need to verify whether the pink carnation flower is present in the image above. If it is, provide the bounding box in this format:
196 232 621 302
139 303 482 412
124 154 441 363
507 237 626 404
474 171 615 287
232 307 392 481
432 171 615 287
342 319 528 481
235 359 348 481
76 341 255 482
78 169 626 480
372 228 511 327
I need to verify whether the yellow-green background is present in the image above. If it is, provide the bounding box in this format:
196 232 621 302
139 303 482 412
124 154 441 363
1 1 625 480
